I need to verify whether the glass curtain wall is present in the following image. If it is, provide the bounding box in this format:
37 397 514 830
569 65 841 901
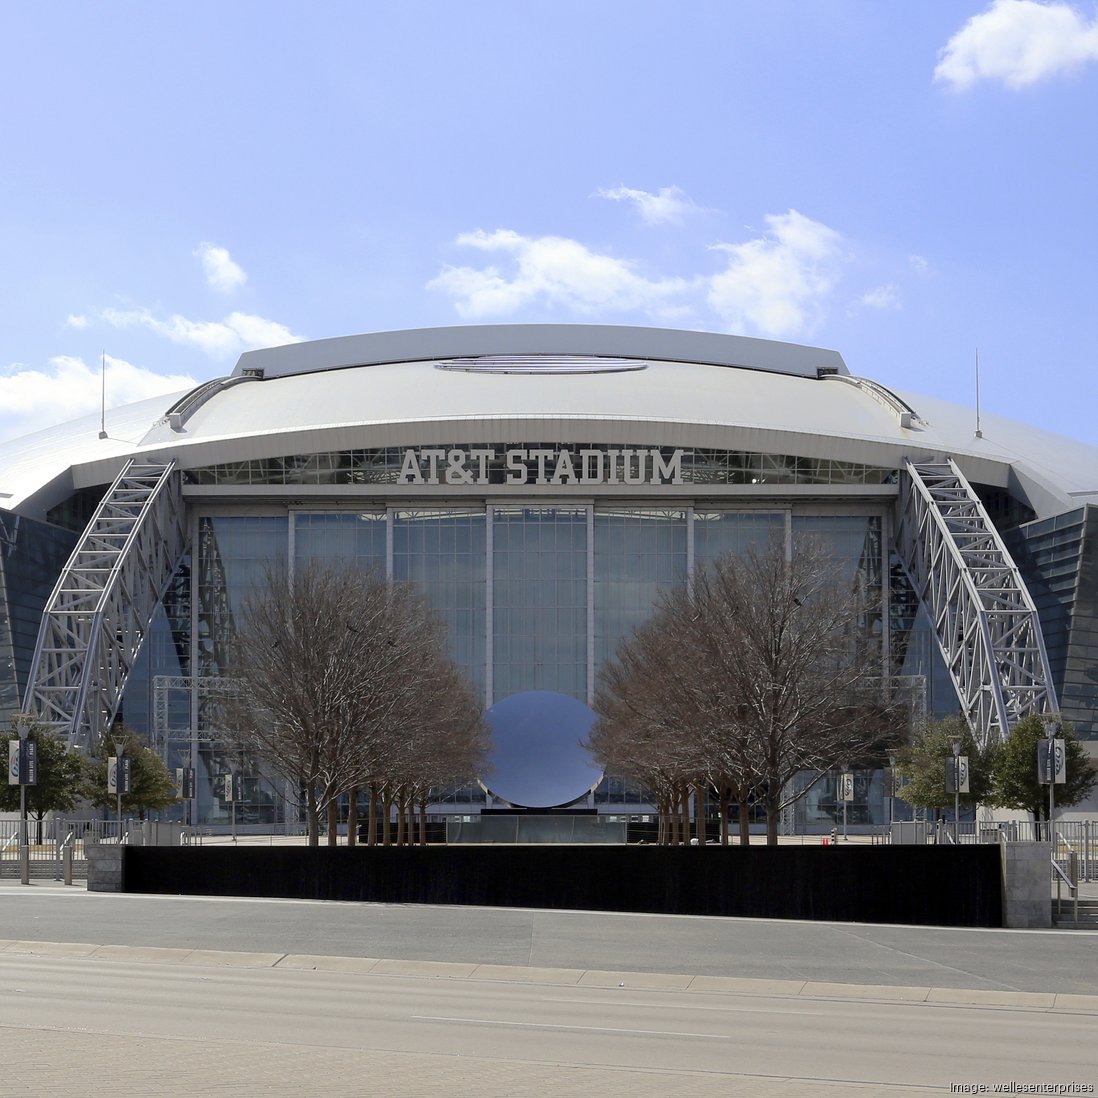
176 503 903 824
491 507 588 702
196 516 289 826
393 510 487 701
593 508 687 674
293 511 386 572
693 510 785 566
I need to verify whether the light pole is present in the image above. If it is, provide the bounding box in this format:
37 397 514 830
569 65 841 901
1046 718 1057 844
115 743 123 842
887 753 897 832
951 741 961 844
839 765 850 841
17 717 29 849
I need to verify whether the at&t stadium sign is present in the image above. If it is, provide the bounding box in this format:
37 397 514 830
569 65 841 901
397 446 684 487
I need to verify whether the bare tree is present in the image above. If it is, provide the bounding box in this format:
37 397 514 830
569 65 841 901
591 536 905 845
223 562 486 845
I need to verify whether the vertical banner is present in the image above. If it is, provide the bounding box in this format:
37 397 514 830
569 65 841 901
7 740 36 785
838 772 854 801
945 756 970 794
175 767 197 799
108 756 132 794
224 773 243 802
1037 739 1066 785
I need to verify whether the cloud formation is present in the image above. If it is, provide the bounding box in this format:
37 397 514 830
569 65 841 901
936 0 1098 89
100 307 300 359
707 211 845 337
0 354 198 441
429 210 846 339
194 242 248 294
428 229 695 320
860 284 901 310
597 185 701 225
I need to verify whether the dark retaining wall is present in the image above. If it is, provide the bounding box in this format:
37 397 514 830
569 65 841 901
123 844 1003 927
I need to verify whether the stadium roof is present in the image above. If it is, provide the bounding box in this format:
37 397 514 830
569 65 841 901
2 324 1096 520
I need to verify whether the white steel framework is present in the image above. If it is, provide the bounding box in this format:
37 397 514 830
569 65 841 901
152 674 239 756
23 459 188 751
895 458 1057 748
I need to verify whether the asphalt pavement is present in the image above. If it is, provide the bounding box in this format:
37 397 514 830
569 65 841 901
3 879 1098 995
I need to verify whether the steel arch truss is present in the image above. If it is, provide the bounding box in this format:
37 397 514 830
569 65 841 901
895 459 1057 748
24 459 189 752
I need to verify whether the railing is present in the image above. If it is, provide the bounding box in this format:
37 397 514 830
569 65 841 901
882 819 1095 874
1052 855 1079 928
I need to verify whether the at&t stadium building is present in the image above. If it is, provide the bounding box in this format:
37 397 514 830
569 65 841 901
1 325 1096 827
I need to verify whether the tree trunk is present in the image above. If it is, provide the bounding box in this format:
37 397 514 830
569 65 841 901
765 796 779 846
396 786 406 846
327 799 339 846
381 788 392 846
418 792 428 846
368 784 378 846
719 789 730 846
347 785 358 847
738 796 751 846
306 787 320 847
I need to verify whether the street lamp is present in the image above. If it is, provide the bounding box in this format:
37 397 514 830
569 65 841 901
887 753 897 832
951 741 961 844
1045 717 1058 844
115 743 124 842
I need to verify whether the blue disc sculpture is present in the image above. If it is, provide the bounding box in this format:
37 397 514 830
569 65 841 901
483 690 603 809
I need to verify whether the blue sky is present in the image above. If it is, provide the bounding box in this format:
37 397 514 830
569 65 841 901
2 0 1096 445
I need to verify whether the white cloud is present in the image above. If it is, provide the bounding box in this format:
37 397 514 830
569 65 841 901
0 354 199 441
429 212 847 340
597 184 701 225
194 242 248 294
861 284 901 310
428 229 696 319
100 307 301 359
909 254 930 275
65 314 89 329
935 0 1098 90
706 210 846 338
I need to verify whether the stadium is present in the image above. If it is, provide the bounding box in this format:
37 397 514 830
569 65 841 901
1 323 1096 829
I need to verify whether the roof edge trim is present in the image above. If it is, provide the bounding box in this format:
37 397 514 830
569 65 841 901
232 324 849 382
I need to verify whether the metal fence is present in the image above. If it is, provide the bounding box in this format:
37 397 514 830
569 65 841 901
0 817 180 880
885 818 1096 882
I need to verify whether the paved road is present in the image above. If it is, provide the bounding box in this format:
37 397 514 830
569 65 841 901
3 882 1098 993
2 948 1096 1097
3 883 1097 1096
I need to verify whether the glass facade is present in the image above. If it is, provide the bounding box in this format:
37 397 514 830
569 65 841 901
0 511 78 723
594 509 687 671
1006 505 1098 739
492 507 588 701
393 509 486 698
694 510 785 565
158 503 896 817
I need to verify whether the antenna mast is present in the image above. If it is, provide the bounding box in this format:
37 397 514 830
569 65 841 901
974 347 982 439
98 351 108 439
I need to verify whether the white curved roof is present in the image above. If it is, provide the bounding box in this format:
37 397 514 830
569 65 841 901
2 324 1096 520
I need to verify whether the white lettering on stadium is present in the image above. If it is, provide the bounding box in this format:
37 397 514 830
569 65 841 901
397 447 683 487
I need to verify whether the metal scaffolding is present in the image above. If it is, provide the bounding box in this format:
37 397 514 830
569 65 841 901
895 458 1057 748
23 459 188 751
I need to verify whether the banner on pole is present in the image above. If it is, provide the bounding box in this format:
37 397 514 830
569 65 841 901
1037 739 1066 785
945 756 970 794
